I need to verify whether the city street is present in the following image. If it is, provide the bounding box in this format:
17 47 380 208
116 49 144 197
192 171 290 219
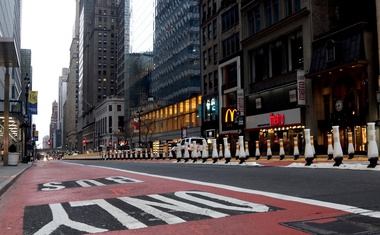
1 159 380 234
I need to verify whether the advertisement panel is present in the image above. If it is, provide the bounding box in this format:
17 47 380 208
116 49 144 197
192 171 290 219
28 91 38 115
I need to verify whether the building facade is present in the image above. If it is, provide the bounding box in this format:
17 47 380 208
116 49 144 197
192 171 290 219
150 0 201 104
77 0 119 152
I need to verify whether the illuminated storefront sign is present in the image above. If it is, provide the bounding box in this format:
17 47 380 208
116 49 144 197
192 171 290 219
222 108 239 131
246 108 301 130
224 108 237 123
269 113 285 125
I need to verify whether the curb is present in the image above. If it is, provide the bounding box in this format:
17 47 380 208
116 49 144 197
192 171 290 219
0 163 33 196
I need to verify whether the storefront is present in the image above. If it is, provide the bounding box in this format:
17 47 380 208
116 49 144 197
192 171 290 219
246 108 305 155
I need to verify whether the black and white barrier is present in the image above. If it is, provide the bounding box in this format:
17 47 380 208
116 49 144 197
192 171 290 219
304 129 314 166
212 139 218 163
255 140 260 160
279 139 285 160
327 133 333 160
224 138 231 163
238 136 246 164
293 136 299 160
266 139 272 160
347 132 355 159
367 122 378 168
332 125 343 166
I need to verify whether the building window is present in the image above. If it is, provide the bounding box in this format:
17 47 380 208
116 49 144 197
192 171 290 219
213 44 218 65
213 19 217 38
270 39 288 76
290 30 303 70
222 4 239 31
222 33 239 58
109 105 112 111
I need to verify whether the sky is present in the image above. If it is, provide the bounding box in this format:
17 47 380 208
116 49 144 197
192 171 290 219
21 0 76 145
20 0 154 147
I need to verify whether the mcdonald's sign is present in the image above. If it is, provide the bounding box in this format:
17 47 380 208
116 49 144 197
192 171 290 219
224 108 237 123
222 107 239 131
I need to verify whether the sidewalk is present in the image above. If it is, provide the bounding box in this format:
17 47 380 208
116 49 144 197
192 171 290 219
0 161 32 196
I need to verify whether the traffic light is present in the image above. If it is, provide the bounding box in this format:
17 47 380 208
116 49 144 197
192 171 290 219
47 140 51 145
83 139 87 144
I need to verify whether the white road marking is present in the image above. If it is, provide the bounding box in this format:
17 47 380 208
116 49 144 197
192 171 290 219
119 193 228 224
76 179 105 187
34 203 108 235
175 191 269 212
86 164 380 219
70 199 147 229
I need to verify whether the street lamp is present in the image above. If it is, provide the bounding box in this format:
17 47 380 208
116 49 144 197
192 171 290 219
23 74 30 163
136 109 143 147
0 38 20 166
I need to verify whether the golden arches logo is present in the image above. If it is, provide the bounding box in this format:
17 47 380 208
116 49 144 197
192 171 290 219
224 108 237 123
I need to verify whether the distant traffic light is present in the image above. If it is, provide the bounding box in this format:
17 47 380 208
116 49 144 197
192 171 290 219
83 139 87 144
47 140 51 145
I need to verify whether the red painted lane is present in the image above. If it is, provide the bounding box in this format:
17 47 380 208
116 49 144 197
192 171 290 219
0 161 349 235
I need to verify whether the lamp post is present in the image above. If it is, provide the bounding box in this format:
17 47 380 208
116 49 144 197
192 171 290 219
23 74 30 163
0 38 20 166
136 109 143 147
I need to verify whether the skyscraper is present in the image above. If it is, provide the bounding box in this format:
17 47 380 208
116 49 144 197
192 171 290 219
77 0 119 151
150 0 201 103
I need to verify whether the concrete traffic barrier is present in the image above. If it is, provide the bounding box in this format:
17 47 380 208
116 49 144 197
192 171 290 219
367 122 378 168
238 136 246 164
202 139 208 163
304 129 314 166
224 138 231 163
192 141 198 163
311 136 316 158
245 141 250 159
218 144 223 160
235 142 240 160
176 143 182 162
293 136 299 160
332 125 344 166
184 142 190 162
327 133 334 160
255 140 260 160
347 131 355 159
279 139 285 160
212 139 218 163
266 139 272 160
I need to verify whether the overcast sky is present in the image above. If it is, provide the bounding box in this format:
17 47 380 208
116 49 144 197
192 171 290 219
21 0 76 146
21 0 154 147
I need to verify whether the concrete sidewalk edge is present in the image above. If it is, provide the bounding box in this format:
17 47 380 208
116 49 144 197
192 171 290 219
0 163 33 196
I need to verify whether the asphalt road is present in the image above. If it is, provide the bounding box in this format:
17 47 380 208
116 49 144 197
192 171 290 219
68 160 380 212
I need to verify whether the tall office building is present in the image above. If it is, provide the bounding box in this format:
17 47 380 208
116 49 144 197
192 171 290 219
64 0 80 151
58 68 69 148
50 101 58 148
77 0 119 151
150 0 201 103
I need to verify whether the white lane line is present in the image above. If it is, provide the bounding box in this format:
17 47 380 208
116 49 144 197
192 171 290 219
64 162 380 219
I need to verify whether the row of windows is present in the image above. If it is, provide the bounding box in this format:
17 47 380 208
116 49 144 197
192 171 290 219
97 55 115 60
98 47 116 53
202 0 217 23
97 63 115 68
203 70 218 95
221 4 239 32
222 33 240 58
141 96 201 120
247 0 301 37
249 29 303 83
202 19 217 44
98 40 115 45
202 44 218 68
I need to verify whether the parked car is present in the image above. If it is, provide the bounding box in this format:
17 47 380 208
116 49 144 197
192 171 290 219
171 137 206 157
